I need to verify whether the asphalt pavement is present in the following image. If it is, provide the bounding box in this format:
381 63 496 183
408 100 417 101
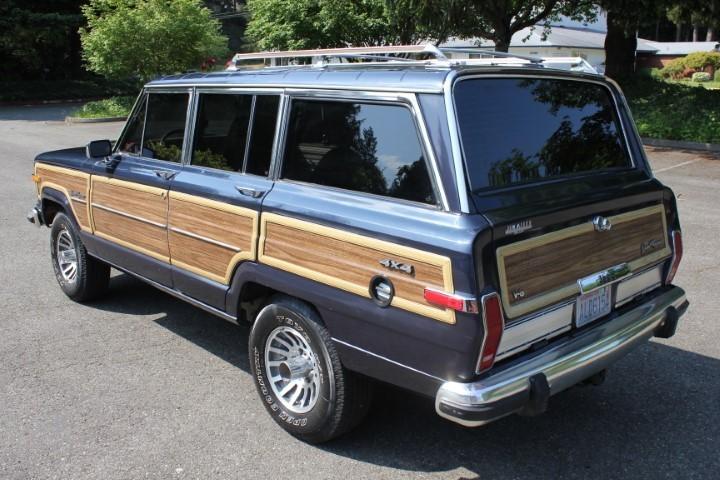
0 105 718 479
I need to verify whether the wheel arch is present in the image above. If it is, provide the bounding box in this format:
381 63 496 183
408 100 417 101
40 187 79 228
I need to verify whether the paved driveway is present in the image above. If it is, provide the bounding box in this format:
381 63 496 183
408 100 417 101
1 105 718 479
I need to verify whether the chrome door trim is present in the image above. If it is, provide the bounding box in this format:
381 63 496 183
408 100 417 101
91 202 167 229
169 226 242 252
442 69 471 214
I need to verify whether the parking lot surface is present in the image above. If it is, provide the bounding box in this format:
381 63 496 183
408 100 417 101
1 105 718 479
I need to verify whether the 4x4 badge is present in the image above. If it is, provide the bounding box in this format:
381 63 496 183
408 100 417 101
379 259 414 276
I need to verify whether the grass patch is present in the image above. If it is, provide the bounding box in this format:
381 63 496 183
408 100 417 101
72 96 134 119
621 76 720 144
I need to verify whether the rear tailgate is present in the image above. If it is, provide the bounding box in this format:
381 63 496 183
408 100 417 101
453 73 677 359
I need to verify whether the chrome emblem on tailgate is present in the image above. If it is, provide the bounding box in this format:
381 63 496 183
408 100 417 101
592 216 612 232
505 220 532 235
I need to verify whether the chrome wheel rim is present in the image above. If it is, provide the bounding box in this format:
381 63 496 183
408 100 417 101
265 326 321 414
56 229 78 283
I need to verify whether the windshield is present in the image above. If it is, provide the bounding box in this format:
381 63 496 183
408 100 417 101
454 77 632 191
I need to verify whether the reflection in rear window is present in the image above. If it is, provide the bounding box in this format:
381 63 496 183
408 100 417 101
454 78 632 190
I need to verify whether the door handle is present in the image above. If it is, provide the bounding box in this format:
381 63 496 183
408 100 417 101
154 170 178 181
235 185 265 198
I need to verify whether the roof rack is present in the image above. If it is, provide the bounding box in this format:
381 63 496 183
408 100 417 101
227 45 598 74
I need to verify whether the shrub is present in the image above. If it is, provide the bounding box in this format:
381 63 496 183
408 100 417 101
660 51 720 79
692 72 712 82
72 96 135 119
715 70 720 82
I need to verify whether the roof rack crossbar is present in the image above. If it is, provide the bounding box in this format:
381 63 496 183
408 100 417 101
231 45 439 63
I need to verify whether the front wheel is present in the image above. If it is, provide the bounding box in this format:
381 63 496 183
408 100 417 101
50 212 110 302
249 295 373 443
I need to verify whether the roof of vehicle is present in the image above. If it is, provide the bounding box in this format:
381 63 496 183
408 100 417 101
146 46 604 93
147 64 605 93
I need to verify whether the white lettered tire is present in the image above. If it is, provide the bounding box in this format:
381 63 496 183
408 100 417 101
249 295 373 443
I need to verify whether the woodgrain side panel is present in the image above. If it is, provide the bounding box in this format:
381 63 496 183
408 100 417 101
259 213 455 324
35 164 91 231
90 176 169 261
92 208 169 261
168 192 258 284
91 178 167 225
498 204 671 318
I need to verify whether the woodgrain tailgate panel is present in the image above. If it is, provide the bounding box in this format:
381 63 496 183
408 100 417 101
498 204 671 318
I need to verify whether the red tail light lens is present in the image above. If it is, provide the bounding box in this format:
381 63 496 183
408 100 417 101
665 230 683 285
423 288 478 313
477 293 505 373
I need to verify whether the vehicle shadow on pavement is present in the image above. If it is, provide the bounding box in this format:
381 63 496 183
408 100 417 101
91 274 719 478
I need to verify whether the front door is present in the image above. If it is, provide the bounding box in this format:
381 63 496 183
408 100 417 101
167 90 281 309
90 90 190 285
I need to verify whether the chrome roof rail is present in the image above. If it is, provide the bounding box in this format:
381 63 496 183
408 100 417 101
440 47 544 64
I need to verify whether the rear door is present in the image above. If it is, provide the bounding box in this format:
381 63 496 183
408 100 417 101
90 90 190 285
167 89 281 309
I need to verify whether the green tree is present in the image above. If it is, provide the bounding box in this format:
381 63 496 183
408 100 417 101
80 0 229 82
0 1 84 80
600 0 670 79
453 1 597 52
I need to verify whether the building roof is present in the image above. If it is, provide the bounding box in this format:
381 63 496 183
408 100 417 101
638 41 720 56
442 26 720 55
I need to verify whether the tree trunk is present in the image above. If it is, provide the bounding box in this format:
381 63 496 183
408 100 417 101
708 28 716 42
604 10 637 79
692 24 700 42
675 23 682 42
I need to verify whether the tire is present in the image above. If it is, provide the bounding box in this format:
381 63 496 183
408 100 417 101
50 212 110 302
249 295 373 443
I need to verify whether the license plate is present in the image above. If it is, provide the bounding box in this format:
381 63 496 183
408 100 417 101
575 286 612 328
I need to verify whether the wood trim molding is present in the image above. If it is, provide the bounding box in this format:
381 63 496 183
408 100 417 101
497 204 672 318
35 163 92 233
258 212 456 324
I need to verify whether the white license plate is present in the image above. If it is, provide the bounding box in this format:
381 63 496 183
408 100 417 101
575 286 612 328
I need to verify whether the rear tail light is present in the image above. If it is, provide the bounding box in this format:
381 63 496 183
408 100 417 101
476 293 505 373
665 230 683 285
423 288 478 314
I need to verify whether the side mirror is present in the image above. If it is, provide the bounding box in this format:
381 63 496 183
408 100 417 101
86 140 112 159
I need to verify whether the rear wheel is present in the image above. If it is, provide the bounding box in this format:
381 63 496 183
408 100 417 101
50 213 110 302
249 295 373 443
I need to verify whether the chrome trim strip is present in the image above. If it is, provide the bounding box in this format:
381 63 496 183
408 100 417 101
436 286 687 427
496 325 572 361
577 263 632 294
442 69 470 213
70 196 87 204
145 83 445 94
169 226 242 252
91 203 166 229
331 337 444 382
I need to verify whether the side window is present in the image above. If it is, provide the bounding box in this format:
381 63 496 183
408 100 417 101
192 93 253 171
142 93 189 163
282 100 436 205
118 95 146 155
245 95 280 176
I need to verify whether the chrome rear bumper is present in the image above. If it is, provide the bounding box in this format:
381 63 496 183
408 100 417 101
435 286 688 427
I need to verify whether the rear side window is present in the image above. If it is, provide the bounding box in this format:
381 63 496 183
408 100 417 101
246 95 280 176
192 93 253 171
143 93 189 162
454 78 632 191
282 100 436 205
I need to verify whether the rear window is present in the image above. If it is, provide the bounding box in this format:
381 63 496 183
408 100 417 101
454 78 632 191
